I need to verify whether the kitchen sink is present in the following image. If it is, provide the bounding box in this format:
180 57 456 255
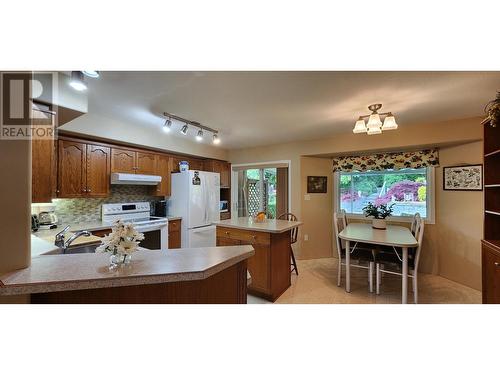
43 243 99 255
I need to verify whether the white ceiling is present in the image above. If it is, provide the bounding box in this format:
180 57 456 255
84 71 500 149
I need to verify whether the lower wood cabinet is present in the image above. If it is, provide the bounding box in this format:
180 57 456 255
168 219 182 249
216 226 291 301
482 240 500 304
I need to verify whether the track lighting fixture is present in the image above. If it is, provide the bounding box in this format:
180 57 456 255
69 71 87 91
162 112 220 144
82 70 100 78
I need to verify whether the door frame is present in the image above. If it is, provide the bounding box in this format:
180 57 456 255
230 160 292 218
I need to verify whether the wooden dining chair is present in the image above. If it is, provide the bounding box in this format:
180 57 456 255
334 210 375 292
375 217 425 303
278 212 299 275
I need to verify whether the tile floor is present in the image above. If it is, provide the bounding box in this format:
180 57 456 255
248 257 481 304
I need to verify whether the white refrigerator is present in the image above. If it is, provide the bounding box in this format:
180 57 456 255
170 170 220 248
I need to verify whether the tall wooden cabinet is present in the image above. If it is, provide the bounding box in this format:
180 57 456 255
153 154 172 197
32 138 56 202
57 140 110 198
482 116 500 303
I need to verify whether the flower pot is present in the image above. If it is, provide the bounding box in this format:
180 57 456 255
372 218 387 230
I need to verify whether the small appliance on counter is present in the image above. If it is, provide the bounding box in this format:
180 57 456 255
152 200 167 218
38 210 58 230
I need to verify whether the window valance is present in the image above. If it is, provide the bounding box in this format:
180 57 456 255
332 149 439 172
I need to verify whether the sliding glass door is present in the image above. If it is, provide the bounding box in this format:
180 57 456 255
235 167 288 219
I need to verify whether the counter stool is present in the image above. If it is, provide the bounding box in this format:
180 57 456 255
278 212 299 275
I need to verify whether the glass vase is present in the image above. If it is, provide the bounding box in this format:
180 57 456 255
109 253 132 269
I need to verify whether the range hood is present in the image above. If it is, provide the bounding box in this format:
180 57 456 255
111 173 162 185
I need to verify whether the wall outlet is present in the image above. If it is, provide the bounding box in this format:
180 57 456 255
304 194 311 201
304 234 309 241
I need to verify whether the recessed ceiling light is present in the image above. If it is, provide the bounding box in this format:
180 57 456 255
82 70 100 78
180 124 189 135
69 71 87 91
212 134 220 144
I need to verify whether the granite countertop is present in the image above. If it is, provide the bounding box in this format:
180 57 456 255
0 245 254 296
213 217 303 233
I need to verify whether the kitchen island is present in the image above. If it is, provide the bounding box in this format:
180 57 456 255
214 217 302 301
0 244 254 304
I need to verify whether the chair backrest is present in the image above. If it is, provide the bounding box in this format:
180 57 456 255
412 219 425 273
410 213 421 235
277 212 298 244
333 210 347 258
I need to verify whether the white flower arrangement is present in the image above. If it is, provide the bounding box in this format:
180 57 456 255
96 220 145 257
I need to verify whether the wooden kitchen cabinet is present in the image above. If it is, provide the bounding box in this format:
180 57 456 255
32 138 56 202
168 219 182 249
171 156 204 173
153 155 172 197
111 148 137 173
482 240 500 304
216 226 290 301
203 160 231 188
137 152 157 174
111 148 157 175
57 140 110 198
86 145 111 197
57 140 87 198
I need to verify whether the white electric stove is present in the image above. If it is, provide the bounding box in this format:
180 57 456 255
101 202 168 250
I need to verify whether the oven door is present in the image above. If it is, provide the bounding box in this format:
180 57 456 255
136 224 168 250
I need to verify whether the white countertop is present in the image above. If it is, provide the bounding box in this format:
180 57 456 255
213 217 302 233
0 245 254 296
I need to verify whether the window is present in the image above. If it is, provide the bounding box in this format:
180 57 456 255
336 168 434 221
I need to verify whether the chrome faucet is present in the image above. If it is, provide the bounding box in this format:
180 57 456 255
54 225 91 254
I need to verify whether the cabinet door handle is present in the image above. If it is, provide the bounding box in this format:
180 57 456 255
82 188 87 192
225 231 230 235
87 189 91 193
495 262 500 267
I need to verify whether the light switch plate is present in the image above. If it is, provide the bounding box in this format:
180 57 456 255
304 194 311 201
304 234 309 241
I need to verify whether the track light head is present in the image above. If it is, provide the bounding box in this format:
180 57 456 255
180 124 189 135
212 133 220 144
163 118 172 133
196 129 203 142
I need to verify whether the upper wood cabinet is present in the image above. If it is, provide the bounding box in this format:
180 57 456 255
86 145 111 197
171 156 204 173
137 152 157 174
32 138 56 203
204 160 231 188
153 154 172 197
111 148 157 174
110 148 136 173
57 140 110 198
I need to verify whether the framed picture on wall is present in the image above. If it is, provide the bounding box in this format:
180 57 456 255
307 176 327 193
443 164 483 191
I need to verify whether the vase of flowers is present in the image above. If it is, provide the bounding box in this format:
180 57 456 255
362 202 395 230
96 220 144 269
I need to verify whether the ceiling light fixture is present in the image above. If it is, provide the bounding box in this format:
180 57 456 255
353 104 398 135
163 112 221 145
196 129 203 142
163 117 172 132
82 70 100 78
69 71 87 91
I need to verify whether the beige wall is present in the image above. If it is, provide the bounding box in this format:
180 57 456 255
299 157 334 259
228 117 484 290
61 112 229 160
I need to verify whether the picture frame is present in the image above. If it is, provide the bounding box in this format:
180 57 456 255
443 164 483 191
307 176 327 193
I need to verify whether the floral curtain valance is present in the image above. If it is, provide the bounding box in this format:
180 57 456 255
332 149 439 172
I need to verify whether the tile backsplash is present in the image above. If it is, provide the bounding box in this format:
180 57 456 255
51 185 162 223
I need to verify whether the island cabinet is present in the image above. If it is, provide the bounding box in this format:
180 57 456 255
57 140 111 198
216 225 292 301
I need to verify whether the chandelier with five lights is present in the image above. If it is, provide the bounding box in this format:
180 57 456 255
352 104 398 135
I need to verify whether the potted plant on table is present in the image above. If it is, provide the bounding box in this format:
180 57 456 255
362 202 395 230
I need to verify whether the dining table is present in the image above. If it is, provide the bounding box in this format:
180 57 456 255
338 223 418 304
